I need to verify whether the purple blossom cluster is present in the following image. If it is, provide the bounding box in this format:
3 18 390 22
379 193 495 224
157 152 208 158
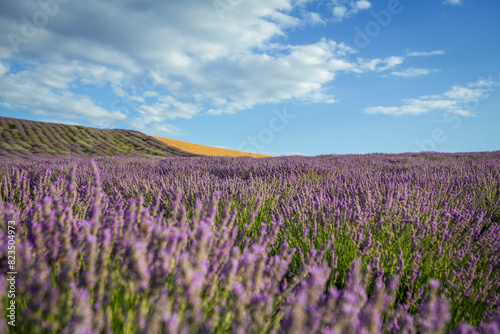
0 152 499 333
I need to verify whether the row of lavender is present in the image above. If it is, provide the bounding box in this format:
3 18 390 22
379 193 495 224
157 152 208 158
0 152 499 333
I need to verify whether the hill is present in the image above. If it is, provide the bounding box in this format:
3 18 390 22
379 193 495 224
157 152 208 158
0 116 195 158
152 136 270 158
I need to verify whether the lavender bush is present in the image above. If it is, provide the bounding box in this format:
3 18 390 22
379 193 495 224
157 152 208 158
0 152 499 333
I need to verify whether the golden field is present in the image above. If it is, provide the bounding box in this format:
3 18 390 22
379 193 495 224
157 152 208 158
152 136 270 158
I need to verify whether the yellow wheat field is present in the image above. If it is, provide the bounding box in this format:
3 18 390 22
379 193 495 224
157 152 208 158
152 136 270 158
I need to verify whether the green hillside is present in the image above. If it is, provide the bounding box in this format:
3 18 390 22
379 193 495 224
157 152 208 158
0 116 196 158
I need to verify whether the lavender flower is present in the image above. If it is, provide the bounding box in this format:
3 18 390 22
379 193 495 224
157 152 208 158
1 152 499 332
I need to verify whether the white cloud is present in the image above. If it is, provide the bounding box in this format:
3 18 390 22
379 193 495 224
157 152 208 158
0 61 127 125
442 0 464 5
389 68 440 78
355 0 372 10
353 56 404 73
301 11 326 25
407 50 446 57
137 96 200 121
124 38 401 120
365 100 459 116
442 86 487 101
333 6 348 19
0 0 406 135
332 0 372 20
0 62 8 76
134 121 184 138
364 79 497 116
382 56 405 70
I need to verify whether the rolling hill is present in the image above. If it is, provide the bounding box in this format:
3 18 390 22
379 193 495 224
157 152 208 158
0 116 195 158
0 116 269 159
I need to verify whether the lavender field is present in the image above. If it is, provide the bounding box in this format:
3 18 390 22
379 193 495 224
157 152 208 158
1 152 500 333
0 116 195 159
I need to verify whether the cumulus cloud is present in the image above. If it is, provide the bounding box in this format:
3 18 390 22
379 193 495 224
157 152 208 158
364 79 497 116
303 11 327 25
333 6 348 19
0 0 405 134
355 0 372 10
331 0 372 20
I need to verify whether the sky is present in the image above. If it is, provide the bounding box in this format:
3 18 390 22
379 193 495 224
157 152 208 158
0 0 499 156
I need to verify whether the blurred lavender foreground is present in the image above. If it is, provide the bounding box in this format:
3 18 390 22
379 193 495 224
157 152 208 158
0 152 499 333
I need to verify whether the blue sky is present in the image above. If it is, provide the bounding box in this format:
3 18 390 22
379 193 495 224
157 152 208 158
0 0 499 156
